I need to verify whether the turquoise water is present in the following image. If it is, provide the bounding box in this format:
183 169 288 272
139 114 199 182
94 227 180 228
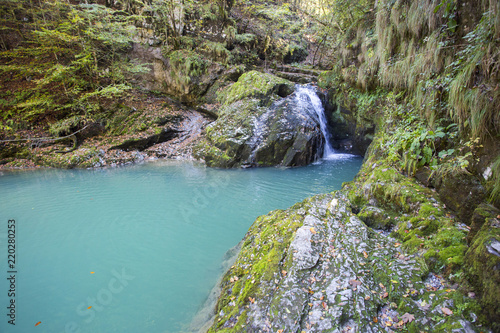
0 157 362 333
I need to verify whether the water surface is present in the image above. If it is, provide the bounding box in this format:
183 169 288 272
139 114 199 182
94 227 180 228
0 157 362 332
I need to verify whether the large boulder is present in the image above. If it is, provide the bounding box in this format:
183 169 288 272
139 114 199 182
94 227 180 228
193 71 325 168
207 191 483 332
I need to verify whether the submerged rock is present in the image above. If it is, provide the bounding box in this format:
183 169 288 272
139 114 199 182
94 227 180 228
193 71 325 168
208 191 484 332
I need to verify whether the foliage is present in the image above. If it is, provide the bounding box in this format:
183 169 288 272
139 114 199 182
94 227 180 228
0 1 148 131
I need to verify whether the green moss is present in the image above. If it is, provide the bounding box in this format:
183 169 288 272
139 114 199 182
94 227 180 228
208 200 310 332
168 49 208 86
218 70 293 106
197 41 231 64
464 218 500 328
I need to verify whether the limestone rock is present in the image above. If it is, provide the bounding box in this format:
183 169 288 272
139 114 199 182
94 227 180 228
208 191 483 332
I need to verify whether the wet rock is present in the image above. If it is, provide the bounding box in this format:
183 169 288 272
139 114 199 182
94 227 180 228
325 100 375 156
193 71 323 168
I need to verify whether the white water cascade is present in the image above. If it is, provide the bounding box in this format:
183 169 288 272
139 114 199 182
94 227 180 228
295 85 337 159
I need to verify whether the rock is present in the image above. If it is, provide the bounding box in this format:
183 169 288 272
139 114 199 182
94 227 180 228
464 216 500 329
128 42 224 104
109 128 180 151
357 205 393 230
208 191 483 332
193 71 323 168
218 70 294 106
282 43 308 64
324 95 375 155
467 203 500 244
434 172 487 224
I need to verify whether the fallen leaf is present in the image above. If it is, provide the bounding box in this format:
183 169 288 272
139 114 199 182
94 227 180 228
310 227 317 234
248 297 255 304
382 292 389 298
379 283 385 289
349 279 362 287
35 321 41 327
365 295 371 300
401 312 415 323
322 302 328 310
363 251 368 258
281 270 287 276
373 317 378 323
87 306 92 309
394 242 401 247
441 307 453 316
386 322 392 327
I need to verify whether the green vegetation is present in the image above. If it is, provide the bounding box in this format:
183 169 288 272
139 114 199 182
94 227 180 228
0 0 499 328
0 1 148 133
316 0 500 203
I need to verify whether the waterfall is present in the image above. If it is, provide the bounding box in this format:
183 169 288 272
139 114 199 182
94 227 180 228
295 85 336 158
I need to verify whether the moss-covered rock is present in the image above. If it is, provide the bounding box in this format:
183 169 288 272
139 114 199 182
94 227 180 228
357 205 394 230
208 191 483 332
218 70 294 106
464 216 500 329
467 203 500 244
193 72 323 168
433 172 487 225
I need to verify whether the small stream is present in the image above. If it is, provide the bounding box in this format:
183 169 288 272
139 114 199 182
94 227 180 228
0 157 361 333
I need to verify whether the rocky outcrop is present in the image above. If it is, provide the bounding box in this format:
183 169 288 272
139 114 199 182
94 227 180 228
109 128 180 151
464 205 500 330
128 41 224 104
208 191 483 332
193 71 325 168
